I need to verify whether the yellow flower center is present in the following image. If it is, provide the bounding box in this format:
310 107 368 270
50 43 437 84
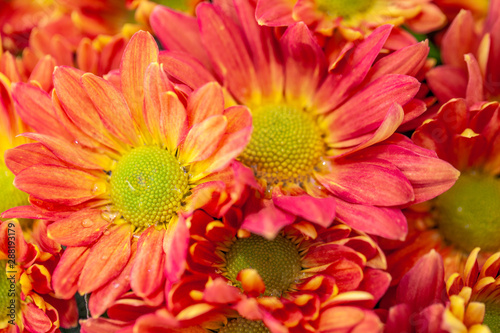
0 161 29 218
434 172 500 253
238 105 325 187
219 318 270 333
484 302 500 332
224 234 302 297
0 261 20 322
315 0 373 18
110 146 189 228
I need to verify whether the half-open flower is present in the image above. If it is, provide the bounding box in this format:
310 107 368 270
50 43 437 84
152 0 459 240
2 30 252 309
0 219 77 332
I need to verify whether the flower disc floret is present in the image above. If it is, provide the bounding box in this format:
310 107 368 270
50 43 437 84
316 0 372 18
110 146 189 228
0 163 29 216
238 105 325 186
225 234 302 297
434 172 500 252
484 303 500 332
220 318 270 333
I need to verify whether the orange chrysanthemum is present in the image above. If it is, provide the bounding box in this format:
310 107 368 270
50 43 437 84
0 219 77 332
2 31 252 309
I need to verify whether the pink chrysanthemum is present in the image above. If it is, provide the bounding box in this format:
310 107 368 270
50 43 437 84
2 31 251 309
151 0 459 241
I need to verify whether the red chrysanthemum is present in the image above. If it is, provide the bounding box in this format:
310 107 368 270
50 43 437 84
151 0 459 241
2 31 252 310
0 219 77 332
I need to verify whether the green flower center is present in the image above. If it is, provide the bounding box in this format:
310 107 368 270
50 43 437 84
0 161 29 218
434 172 500 253
315 0 373 18
238 105 325 186
110 146 189 228
484 302 500 332
224 234 302 297
0 261 20 322
219 318 270 333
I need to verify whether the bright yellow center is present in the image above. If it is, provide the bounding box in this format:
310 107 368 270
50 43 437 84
219 318 270 333
484 302 500 332
110 146 189 228
0 161 29 218
224 234 302 297
315 0 373 18
434 172 500 253
0 261 20 322
238 105 325 186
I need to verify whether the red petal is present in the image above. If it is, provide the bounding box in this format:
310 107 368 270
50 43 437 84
164 216 189 283
273 195 336 228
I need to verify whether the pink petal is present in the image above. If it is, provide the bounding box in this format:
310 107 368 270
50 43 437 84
197 2 260 103
273 195 336 228
242 197 295 239
255 0 295 26
396 250 445 312
325 75 419 143
151 6 209 69
158 51 215 90
334 199 407 240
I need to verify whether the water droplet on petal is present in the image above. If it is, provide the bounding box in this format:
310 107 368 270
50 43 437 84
92 181 107 195
103 230 111 236
82 219 94 228
101 255 109 260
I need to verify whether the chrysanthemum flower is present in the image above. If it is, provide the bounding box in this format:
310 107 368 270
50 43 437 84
0 219 77 332
427 0 500 104
179 208 389 332
445 248 500 332
151 0 459 240
254 0 446 40
386 89 500 284
2 31 251 307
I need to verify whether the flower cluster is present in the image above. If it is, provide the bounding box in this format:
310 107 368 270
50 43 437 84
0 0 499 332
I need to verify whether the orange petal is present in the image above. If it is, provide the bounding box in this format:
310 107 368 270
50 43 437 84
144 62 174 143
47 209 111 247
120 31 159 131
52 247 90 298
179 115 227 164
81 73 139 146
237 268 266 297
160 91 188 152
186 82 224 127
15 165 106 206
78 224 132 294
131 226 166 300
